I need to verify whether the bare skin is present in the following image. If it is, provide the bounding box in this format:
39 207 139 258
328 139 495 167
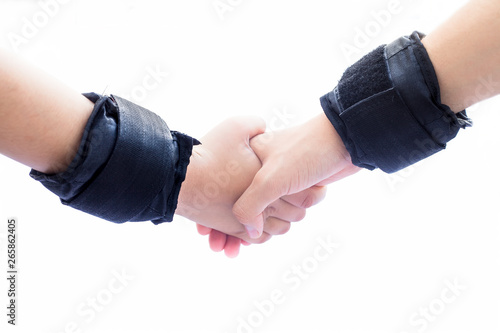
229 0 500 240
0 48 323 257
422 0 500 113
0 49 94 174
2 0 500 256
176 116 327 256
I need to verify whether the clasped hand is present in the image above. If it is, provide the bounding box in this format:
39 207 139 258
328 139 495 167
176 112 360 257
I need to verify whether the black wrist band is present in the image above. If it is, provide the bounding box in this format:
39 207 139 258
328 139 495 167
30 93 198 224
320 31 472 173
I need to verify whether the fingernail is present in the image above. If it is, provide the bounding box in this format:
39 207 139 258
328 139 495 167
245 225 261 239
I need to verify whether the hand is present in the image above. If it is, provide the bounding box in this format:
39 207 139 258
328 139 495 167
233 112 361 238
195 186 327 257
175 116 313 254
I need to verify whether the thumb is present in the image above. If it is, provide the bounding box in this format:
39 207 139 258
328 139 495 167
233 166 284 239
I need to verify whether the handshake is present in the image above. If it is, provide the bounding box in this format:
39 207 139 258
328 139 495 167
15 29 472 256
176 112 360 257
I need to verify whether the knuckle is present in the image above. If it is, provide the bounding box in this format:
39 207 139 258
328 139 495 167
301 193 316 208
276 222 291 235
264 218 291 235
251 233 272 244
264 205 278 217
294 209 307 222
299 187 327 209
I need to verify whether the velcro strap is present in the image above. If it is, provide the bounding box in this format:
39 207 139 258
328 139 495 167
321 31 471 173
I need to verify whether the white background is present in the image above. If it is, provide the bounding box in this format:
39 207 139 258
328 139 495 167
1 0 499 332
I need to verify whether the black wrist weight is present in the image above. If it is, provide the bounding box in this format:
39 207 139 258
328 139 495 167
321 31 472 173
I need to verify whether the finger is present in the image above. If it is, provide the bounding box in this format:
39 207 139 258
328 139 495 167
243 231 273 245
281 186 328 209
241 240 251 246
197 224 212 236
208 229 227 252
262 217 291 236
224 236 242 258
233 165 287 239
264 199 307 222
316 164 361 186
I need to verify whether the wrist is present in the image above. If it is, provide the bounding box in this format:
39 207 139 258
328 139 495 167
44 97 95 174
318 112 352 163
308 112 353 168
31 94 185 223
320 32 471 173
175 145 203 219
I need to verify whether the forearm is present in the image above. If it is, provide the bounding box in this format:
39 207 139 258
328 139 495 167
422 0 500 112
0 48 94 174
0 48 196 223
